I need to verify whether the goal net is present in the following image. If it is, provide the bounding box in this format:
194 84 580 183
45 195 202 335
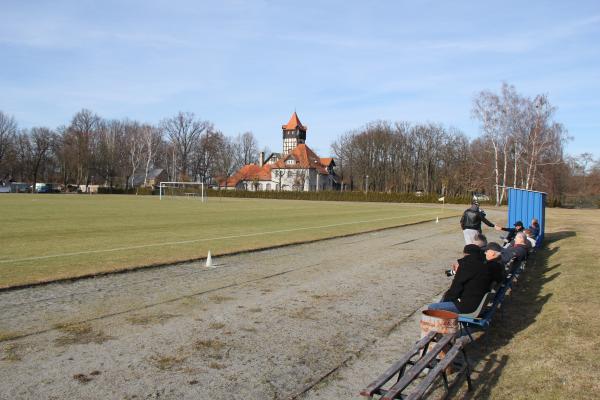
159 182 206 202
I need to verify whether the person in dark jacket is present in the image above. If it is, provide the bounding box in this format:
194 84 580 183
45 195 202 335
529 218 540 239
428 244 495 314
460 201 496 244
500 232 529 266
484 242 506 284
495 220 524 244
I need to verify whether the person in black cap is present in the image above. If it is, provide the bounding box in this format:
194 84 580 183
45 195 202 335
460 200 496 245
428 244 494 314
484 242 506 284
495 220 524 245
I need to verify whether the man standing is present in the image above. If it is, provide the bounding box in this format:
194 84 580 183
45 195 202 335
460 200 496 244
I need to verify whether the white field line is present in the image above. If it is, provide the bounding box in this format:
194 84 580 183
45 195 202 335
1 210 446 265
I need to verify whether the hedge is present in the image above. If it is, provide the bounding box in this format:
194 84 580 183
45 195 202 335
96 186 498 206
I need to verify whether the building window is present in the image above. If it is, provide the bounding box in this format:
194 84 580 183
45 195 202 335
287 170 293 177
266 183 271 191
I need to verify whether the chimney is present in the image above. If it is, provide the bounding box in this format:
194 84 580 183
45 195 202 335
259 152 265 167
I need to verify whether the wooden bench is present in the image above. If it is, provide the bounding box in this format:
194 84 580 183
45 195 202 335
360 332 472 399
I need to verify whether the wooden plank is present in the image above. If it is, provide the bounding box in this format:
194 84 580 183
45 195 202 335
360 331 437 397
404 338 469 400
381 333 455 400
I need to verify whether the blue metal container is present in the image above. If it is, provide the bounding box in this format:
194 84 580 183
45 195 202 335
507 188 546 246
508 188 546 247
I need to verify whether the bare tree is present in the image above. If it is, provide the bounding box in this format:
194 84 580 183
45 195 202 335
0 111 17 171
161 112 209 179
141 125 163 186
66 109 101 187
236 131 258 165
124 121 144 189
15 128 56 192
472 89 509 206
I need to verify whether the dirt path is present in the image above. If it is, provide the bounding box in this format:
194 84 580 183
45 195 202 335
0 209 505 400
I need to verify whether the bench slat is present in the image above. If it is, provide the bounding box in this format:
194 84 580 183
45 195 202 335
404 337 469 400
381 333 455 400
360 331 437 397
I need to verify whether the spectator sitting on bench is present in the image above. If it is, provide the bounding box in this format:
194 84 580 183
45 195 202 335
495 220 524 245
523 229 537 249
500 232 529 266
473 233 487 249
428 244 495 315
529 218 540 239
484 242 506 285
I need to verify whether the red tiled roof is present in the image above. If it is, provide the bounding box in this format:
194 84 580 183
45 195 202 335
320 157 334 166
272 144 329 174
220 163 272 187
282 112 306 130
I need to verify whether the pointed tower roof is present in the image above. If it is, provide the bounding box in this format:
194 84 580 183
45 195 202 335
282 112 306 130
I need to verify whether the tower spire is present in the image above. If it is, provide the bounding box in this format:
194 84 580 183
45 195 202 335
282 111 307 155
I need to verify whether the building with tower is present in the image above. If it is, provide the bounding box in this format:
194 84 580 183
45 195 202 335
219 112 338 191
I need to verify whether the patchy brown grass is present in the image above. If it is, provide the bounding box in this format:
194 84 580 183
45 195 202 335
194 338 226 352
73 373 93 384
1 343 22 361
0 331 20 342
289 306 317 320
461 209 600 399
209 361 226 370
209 322 226 330
208 295 235 304
54 322 112 346
125 313 176 326
149 354 187 371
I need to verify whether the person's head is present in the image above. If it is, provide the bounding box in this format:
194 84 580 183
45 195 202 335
531 218 539 227
484 242 503 261
463 244 482 257
473 233 488 248
514 221 524 231
515 232 527 245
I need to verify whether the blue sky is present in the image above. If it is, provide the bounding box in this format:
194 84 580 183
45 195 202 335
1 1 599 158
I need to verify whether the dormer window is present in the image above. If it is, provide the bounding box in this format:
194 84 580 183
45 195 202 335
286 159 296 165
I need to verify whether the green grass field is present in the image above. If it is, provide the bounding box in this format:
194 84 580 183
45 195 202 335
0 194 459 288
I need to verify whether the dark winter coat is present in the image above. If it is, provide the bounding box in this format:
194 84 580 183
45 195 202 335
500 226 523 243
501 244 528 266
442 252 495 314
460 205 495 232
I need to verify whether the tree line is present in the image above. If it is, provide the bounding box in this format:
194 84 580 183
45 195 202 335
0 83 594 204
332 83 578 205
0 110 260 191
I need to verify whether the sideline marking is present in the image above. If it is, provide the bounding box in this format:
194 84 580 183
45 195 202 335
1 210 449 264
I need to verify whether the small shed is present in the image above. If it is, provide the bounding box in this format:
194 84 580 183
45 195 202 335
507 187 546 246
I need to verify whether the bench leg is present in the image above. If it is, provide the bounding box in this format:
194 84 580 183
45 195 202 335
441 370 450 393
460 323 474 342
462 348 473 391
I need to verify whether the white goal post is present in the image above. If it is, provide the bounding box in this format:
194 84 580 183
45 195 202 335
159 182 206 202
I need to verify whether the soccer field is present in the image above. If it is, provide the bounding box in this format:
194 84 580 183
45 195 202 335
0 194 460 288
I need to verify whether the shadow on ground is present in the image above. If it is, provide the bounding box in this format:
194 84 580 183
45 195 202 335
442 230 576 399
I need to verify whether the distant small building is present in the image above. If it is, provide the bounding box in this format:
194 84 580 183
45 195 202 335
130 168 168 188
220 112 338 191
